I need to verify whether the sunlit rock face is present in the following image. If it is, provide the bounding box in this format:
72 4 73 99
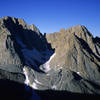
0 16 100 96
46 25 100 81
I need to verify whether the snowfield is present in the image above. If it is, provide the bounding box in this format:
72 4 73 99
42 53 56 72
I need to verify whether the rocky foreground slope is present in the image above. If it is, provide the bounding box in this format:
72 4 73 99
0 16 100 99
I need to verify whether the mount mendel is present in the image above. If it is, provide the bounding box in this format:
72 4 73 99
0 16 100 99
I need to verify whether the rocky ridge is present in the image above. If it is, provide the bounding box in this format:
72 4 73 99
46 25 100 81
0 16 100 98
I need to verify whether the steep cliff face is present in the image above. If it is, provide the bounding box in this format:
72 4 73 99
0 17 100 96
0 16 54 73
46 25 100 81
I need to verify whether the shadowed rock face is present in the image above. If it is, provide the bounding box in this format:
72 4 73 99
0 16 100 98
0 16 54 72
0 79 41 100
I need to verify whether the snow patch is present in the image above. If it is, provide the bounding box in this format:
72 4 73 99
16 37 56 73
43 53 56 72
46 73 50 76
23 67 39 90
23 67 41 100
23 67 30 85
77 72 80 75
31 82 38 89
34 79 43 85
52 85 57 89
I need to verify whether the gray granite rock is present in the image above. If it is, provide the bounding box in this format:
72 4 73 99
0 16 100 95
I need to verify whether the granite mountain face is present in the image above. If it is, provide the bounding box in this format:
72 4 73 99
0 16 100 98
46 25 100 81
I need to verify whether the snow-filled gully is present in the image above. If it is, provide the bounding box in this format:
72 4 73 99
23 52 56 90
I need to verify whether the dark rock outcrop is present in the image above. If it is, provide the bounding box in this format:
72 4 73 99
0 79 41 100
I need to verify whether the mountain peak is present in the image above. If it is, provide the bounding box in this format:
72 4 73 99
0 16 41 34
67 25 92 35
59 25 93 40
0 16 24 25
0 17 100 96
46 25 100 79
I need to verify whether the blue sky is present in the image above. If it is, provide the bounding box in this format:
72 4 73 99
0 0 100 37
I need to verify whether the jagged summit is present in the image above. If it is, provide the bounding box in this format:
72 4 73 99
0 16 26 27
59 25 93 42
0 16 40 34
0 16 54 73
0 16 100 96
46 25 100 81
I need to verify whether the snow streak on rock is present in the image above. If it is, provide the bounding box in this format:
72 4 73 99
43 53 56 72
34 78 43 85
31 82 38 89
23 67 41 100
77 72 80 75
52 85 57 89
23 67 30 85
23 66 39 89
